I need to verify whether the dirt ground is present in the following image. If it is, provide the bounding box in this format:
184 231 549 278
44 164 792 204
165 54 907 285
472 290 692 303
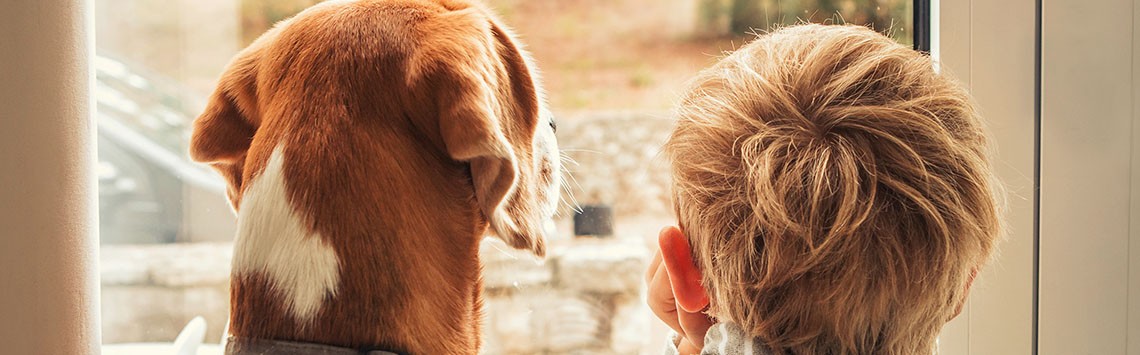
484 0 745 113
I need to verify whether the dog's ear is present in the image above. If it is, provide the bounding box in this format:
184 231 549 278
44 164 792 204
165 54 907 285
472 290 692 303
189 45 262 210
414 8 547 257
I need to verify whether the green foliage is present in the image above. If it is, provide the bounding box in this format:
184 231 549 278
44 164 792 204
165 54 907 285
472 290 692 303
725 0 912 45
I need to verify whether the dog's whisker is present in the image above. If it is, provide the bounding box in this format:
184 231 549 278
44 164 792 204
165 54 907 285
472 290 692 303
560 177 584 214
564 199 583 214
553 165 583 214
564 198 584 214
485 239 520 260
559 169 576 190
559 155 581 167
559 183 578 205
559 196 582 215
557 185 572 209
564 169 586 192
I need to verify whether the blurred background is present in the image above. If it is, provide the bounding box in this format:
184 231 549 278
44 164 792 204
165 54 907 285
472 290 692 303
93 0 912 353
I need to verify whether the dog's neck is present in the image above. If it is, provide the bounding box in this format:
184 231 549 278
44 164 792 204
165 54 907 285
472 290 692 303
228 146 489 354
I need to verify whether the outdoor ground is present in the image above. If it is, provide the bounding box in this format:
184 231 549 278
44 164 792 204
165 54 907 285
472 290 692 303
484 0 743 113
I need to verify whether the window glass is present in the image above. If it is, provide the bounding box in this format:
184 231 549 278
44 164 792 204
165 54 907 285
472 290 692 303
96 0 914 352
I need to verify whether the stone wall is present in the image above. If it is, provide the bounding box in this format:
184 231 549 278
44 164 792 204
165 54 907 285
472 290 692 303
100 243 232 343
101 238 652 354
480 238 651 354
555 112 676 218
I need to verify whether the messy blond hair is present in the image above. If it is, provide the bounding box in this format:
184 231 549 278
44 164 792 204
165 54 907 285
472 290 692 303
666 24 1003 354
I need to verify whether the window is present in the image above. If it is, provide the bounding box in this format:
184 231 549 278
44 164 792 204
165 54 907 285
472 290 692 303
96 0 916 353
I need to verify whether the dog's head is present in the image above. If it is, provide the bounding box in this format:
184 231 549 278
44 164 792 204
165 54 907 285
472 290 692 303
188 0 559 257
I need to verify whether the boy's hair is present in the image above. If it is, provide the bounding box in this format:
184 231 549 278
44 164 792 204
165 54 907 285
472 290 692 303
666 24 1003 354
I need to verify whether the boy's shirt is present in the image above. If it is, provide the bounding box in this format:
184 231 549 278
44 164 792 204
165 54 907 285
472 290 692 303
663 322 773 355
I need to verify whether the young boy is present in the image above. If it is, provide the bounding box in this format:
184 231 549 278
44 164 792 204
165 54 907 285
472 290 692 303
646 24 1003 354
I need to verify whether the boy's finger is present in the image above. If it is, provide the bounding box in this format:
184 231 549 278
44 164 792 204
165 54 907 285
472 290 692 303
647 262 684 336
677 306 715 350
677 337 702 355
646 249 662 285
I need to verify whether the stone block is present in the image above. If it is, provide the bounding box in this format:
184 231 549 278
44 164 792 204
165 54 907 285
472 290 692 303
183 286 231 343
149 243 231 287
101 286 187 343
101 243 232 287
101 244 162 285
483 290 607 354
483 294 535 354
101 243 232 344
537 294 606 352
555 114 674 218
555 239 649 295
480 239 553 290
102 284 230 344
609 294 651 354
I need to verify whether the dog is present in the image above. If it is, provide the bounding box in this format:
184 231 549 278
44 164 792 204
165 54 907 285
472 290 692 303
188 0 560 353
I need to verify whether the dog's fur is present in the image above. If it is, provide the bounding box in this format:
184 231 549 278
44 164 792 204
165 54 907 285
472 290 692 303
188 0 560 353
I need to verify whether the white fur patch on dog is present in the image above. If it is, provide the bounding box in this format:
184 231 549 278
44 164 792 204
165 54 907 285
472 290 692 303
232 147 340 323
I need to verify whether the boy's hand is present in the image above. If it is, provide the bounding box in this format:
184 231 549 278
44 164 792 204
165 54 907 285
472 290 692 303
646 249 713 354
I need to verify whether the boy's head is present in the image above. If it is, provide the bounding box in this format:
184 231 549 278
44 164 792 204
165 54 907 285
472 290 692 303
662 24 1003 354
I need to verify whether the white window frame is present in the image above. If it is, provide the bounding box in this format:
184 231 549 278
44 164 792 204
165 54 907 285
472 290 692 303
1037 0 1140 354
935 0 1037 354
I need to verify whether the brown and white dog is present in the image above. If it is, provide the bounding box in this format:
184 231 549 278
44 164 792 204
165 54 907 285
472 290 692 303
188 0 560 353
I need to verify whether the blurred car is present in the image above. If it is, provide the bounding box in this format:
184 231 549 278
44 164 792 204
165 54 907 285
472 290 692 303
95 54 225 244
